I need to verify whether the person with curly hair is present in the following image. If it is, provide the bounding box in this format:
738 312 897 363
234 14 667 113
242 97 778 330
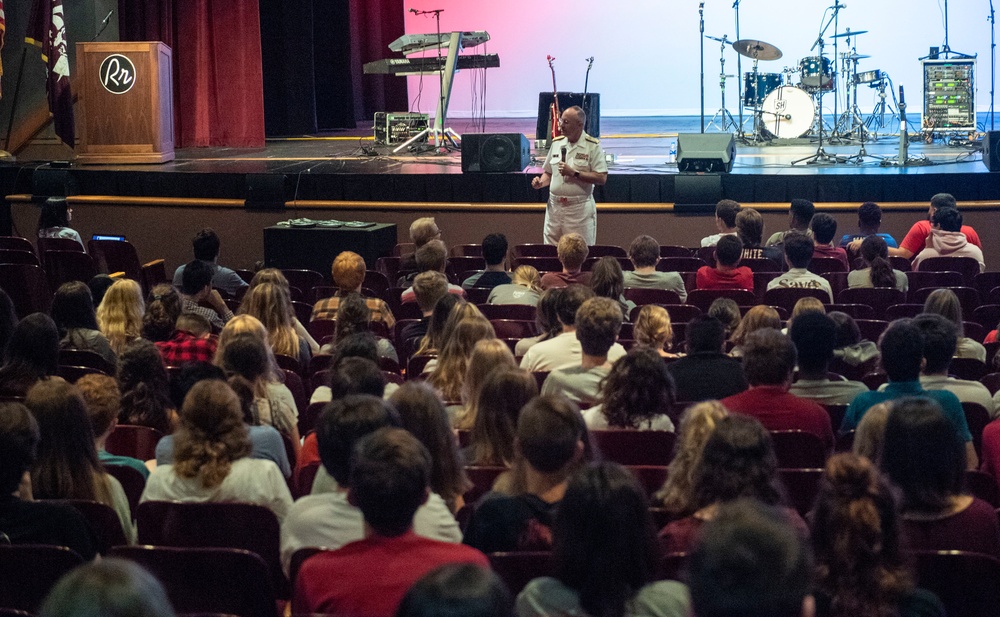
140 379 292 521
141 284 182 343
632 304 681 358
117 339 177 435
51 281 116 365
582 347 675 431
658 414 806 553
96 279 145 355
654 401 729 517
811 453 945 617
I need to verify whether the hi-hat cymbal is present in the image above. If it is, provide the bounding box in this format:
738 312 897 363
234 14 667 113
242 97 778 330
732 39 783 61
842 53 871 60
832 29 868 38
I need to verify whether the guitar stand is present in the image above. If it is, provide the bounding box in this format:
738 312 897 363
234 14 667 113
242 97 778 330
393 127 460 154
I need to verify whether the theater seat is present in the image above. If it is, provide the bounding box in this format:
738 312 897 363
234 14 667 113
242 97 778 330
912 550 1000 617
0 545 84 612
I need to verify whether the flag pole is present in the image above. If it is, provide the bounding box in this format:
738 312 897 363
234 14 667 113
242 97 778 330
1 45 27 161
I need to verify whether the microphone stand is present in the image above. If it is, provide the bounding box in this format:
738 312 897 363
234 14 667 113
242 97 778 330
733 0 744 136
990 0 996 130
794 10 843 165
93 9 115 42
700 1 706 133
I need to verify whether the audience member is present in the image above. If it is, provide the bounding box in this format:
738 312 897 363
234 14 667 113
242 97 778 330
416 300 479 365
292 427 488 617
521 285 625 372
88 274 115 308
891 193 981 259
155 312 217 367
155 362 290 477
847 235 908 291
141 284 183 343
0 289 17 365
391 382 470 513
912 206 986 272
695 235 753 290
323 292 398 363
623 234 688 303
540 233 591 289
590 256 635 316
922 288 987 362
241 281 310 365
464 396 587 553
881 398 1000 559
117 339 176 435
177 260 233 331
582 347 675 431
541 296 624 406
911 313 995 416
51 281 116 365
97 279 146 355
312 251 396 328
728 304 780 357
428 315 496 402
310 337 389 405
809 213 849 270
0 313 60 397
27 380 134 543
172 228 249 297
851 402 890 464
700 199 741 247
659 414 806 553
400 272 451 353
655 401 729 517
766 198 815 247
766 231 834 301
788 312 868 405
37 197 84 248
401 240 465 301
720 328 834 450
786 297 825 334
280 395 462 575
399 217 443 273
455 339 517 430
840 201 898 248
398 564 512 617
241 268 320 354
514 288 562 356
0 401 97 560
488 265 542 306
810 453 945 617
736 207 783 263
141 379 293 520
464 368 538 467
666 316 748 402
76 373 149 479
841 319 976 467
829 311 879 368
38 558 176 617
633 304 680 358
688 499 813 617
516 463 689 617
708 297 741 337
462 233 512 290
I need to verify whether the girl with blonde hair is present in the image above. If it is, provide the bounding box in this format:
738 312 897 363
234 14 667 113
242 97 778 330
240 282 310 365
454 339 516 430
417 301 484 366
96 279 144 355
465 368 538 466
141 379 292 521
655 401 729 516
427 316 496 403
487 265 543 306
729 305 781 357
633 304 679 358
242 268 319 353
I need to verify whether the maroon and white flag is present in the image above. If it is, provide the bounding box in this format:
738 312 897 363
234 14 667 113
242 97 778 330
26 0 75 147
0 0 6 97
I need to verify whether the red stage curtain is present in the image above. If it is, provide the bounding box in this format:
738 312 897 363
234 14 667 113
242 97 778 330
117 0 265 148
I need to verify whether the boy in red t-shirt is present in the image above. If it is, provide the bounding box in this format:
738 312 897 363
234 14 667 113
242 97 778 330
696 235 754 291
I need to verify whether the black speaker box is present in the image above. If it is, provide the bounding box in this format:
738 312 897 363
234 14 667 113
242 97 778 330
535 92 601 139
676 133 736 173
461 133 531 173
673 174 724 214
984 131 1000 171
32 168 79 198
245 173 288 210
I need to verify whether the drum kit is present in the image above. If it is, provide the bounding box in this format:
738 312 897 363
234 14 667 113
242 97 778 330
705 3 894 164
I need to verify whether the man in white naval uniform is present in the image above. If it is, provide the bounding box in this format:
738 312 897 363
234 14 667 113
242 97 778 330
531 106 608 245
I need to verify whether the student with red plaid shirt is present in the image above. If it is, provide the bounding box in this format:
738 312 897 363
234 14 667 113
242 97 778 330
155 313 218 367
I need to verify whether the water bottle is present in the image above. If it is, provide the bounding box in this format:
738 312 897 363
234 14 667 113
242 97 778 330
668 140 677 165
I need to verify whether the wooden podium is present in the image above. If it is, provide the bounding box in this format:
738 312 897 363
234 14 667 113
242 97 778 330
75 42 174 164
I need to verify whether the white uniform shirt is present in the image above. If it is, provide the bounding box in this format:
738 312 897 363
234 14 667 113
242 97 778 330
543 132 608 199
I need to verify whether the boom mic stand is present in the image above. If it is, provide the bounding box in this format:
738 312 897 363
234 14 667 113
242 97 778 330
794 12 843 165
706 35 739 132
733 0 746 136
700 1 706 133
990 0 996 130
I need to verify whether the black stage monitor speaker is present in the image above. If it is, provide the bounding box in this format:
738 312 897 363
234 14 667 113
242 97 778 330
673 174 724 214
676 133 736 173
984 131 1000 171
461 133 531 173
246 173 288 210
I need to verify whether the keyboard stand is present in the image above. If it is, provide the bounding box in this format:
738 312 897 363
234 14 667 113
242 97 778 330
394 31 462 153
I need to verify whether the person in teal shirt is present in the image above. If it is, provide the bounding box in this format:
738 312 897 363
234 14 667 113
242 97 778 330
840 319 976 467
77 374 151 479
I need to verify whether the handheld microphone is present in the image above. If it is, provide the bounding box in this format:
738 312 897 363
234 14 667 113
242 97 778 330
561 146 568 162
100 9 115 26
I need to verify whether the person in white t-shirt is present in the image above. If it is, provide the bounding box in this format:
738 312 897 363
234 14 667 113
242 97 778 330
521 285 625 372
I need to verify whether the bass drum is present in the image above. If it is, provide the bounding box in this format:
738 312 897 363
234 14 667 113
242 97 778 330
760 86 815 139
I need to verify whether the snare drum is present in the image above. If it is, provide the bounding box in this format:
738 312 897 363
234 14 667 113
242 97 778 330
743 72 784 108
798 56 835 90
761 86 815 139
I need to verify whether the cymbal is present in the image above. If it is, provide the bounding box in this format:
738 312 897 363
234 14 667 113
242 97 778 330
732 39 783 61
842 53 871 60
832 29 868 38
